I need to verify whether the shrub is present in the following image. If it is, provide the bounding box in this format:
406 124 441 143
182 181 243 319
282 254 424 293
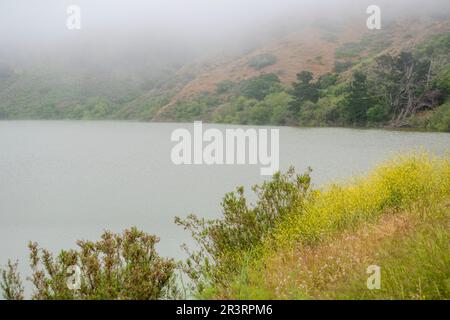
175 168 312 295
334 60 354 73
435 67 450 98
298 101 318 126
335 42 365 59
1 261 24 300
366 104 390 123
216 80 235 94
317 73 339 89
409 101 450 132
248 54 277 70
0 228 176 300
266 92 294 125
239 73 282 101
426 102 450 132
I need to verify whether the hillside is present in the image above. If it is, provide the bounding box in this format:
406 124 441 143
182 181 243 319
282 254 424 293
0 14 449 131
158 17 448 107
155 17 450 130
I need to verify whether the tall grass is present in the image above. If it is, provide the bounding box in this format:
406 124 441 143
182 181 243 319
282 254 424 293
271 153 449 247
332 211 450 300
211 152 450 299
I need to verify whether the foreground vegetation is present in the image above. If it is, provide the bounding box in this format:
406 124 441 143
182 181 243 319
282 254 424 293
2 153 449 299
1 228 177 300
177 152 450 299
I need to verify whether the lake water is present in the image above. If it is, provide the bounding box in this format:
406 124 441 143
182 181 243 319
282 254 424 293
0 121 449 290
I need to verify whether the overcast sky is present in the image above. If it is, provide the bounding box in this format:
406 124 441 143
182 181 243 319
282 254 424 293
0 0 448 64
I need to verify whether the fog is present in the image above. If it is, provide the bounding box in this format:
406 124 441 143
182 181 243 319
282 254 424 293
0 0 449 69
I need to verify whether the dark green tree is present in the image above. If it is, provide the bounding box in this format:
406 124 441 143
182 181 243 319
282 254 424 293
342 71 372 125
289 71 319 116
239 74 282 101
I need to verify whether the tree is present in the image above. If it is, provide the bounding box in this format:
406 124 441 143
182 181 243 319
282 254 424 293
290 71 319 116
342 71 372 125
370 51 442 126
247 92 294 125
239 74 282 101
216 80 235 94
267 92 294 125
317 73 338 89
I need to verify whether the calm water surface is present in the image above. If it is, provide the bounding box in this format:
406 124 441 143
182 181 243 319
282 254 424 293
0 121 449 287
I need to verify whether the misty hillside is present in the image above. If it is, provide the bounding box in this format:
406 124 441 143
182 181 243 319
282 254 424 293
0 1 449 130
155 16 450 127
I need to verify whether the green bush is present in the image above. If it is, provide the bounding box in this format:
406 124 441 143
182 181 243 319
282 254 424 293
317 73 338 89
335 42 365 59
0 261 24 300
367 105 390 123
170 94 222 121
175 168 312 295
426 102 450 132
0 228 176 300
298 101 318 126
435 66 450 98
216 80 235 94
248 54 277 70
239 73 282 101
334 60 354 73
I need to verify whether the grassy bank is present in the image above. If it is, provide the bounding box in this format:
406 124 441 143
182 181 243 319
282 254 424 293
190 153 450 300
